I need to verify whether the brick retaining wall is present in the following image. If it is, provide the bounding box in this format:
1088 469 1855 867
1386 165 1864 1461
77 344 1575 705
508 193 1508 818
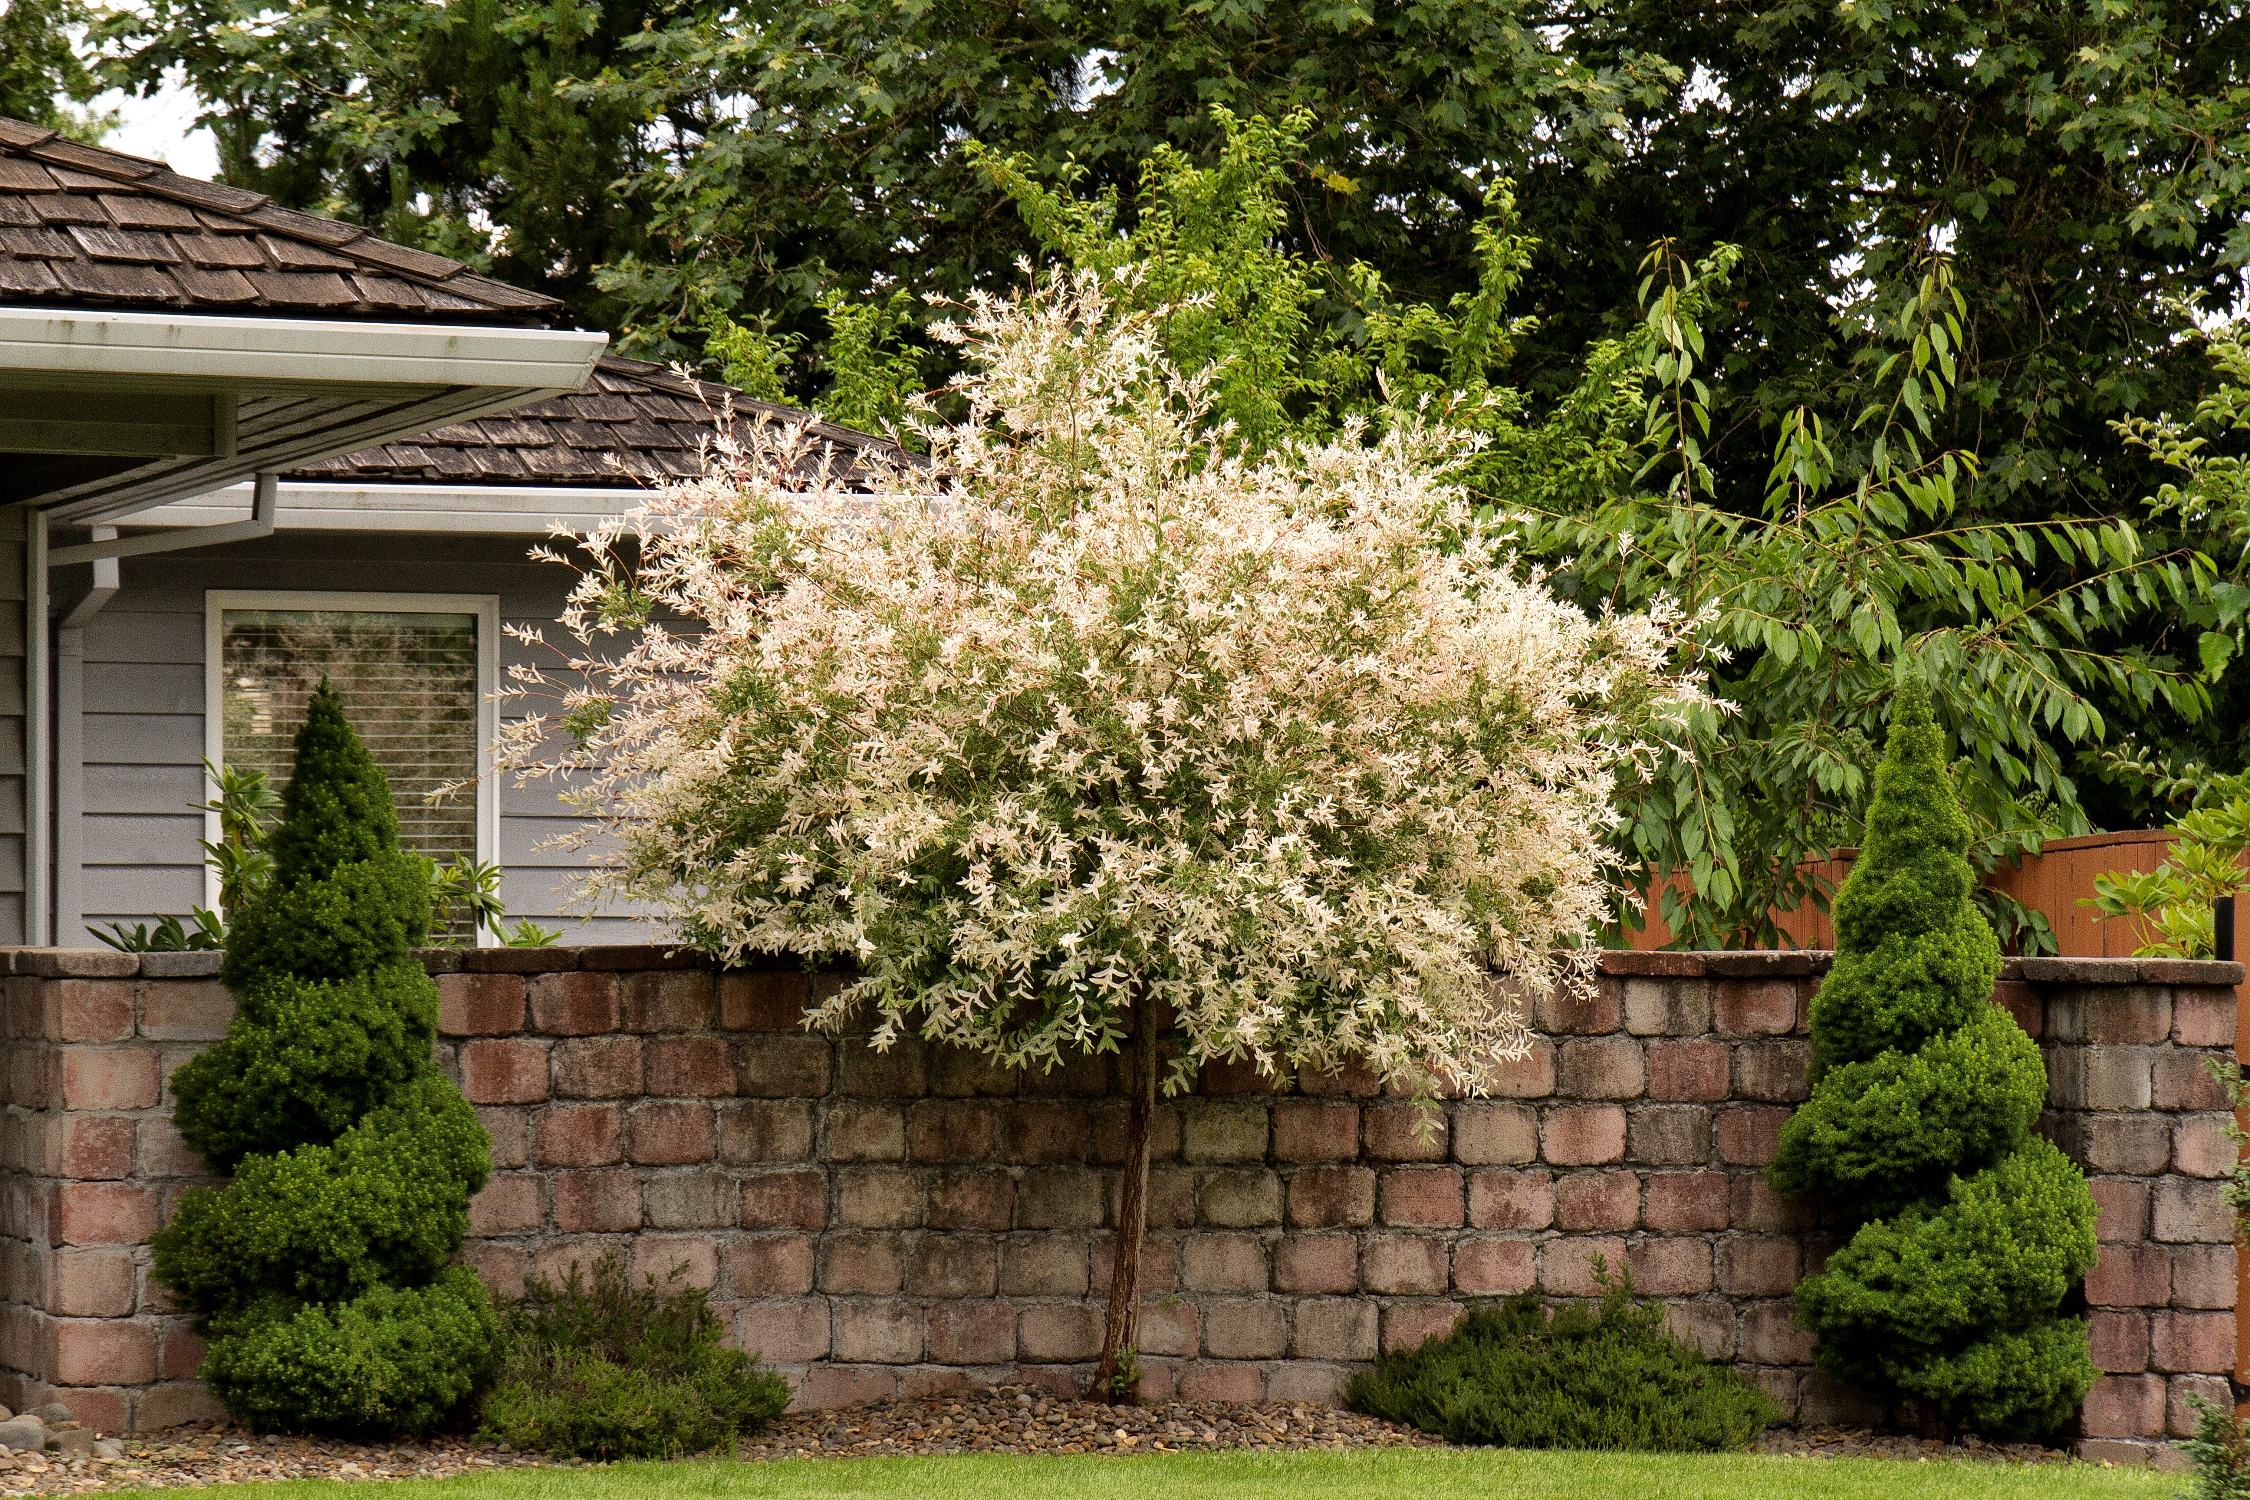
0 945 2234 1464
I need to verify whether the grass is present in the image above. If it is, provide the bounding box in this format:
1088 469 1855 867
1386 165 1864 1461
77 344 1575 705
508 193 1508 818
129 1448 2185 1500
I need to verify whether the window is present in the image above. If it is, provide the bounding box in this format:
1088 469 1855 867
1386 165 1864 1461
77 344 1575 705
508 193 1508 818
206 592 499 938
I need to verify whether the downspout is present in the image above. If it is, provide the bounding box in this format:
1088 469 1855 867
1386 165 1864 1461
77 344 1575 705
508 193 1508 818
50 472 278 566
24 509 47 946
52 527 118 947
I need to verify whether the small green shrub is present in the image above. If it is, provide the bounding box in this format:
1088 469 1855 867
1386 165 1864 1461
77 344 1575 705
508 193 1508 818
479 1254 791 1460
1346 1280 1778 1451
2182 1395 2250 1500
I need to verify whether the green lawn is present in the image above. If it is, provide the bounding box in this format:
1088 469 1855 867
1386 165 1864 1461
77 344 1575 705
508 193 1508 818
144 1449 2184 1500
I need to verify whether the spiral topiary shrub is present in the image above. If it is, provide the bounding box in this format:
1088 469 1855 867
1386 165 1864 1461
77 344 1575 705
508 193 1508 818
152 685 495 1434
1768 681 2096 1438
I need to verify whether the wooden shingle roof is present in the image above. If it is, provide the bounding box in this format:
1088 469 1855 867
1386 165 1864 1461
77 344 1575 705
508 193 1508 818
288 354 903 487
0 117 557 324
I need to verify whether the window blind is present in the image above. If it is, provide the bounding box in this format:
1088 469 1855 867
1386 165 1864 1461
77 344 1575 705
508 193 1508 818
219 609 481 934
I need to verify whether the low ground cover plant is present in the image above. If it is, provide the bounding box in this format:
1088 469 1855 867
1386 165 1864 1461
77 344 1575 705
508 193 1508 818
479 1254 790 1459
1346 1278 1776 1451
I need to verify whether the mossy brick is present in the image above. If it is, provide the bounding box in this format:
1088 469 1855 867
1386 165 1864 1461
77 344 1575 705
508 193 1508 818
1298 1059 1382 1097
2087 1310 2149 1373
1200 1054 1292 1095
45 1248 133 1317
818 1233 906 1295
2048 987 2171 1046
925 1302 1016 1364
1139 1298 1200 1358
621 970 715 1032
1272 1101 1360 1162
2079 1374 2166 1439
1286 1165 1376 1228
629 1233 720 1291
137 980 235 1041
740 1169 828 1230
1713 1105 1788 1166
1627 1238 1712 1296
1273 1234 1358 1294
999 1233 1089 1296
1090 1100 1182 1165
2169 1245 2235 1309
2170 1116 2234 1178
534 1103 622 1166
1360 1103 1445 1162
1541 1105 1626 1165
905 1236 996 1298
909 1100 998 1163
1092 1230 1180 1295
2171 1375 2239 1439
834 1167 921 1227
1181 1232 1269 1292
47 1317 154 1386
1018 1303 1101 1363
1664 1302 1733 1360
1003 1101 1088 1164
157 1319 210 1381
528 971 621 1035
799 1365 897 1407
460 1039 550 1104
1292 1298 1377 1360
1486 1040 1556 1099
1556 1036 1646 1099
1740 1300 1816 1365
1203 1300 1287 1360
137 1383 228 1432
1015 1168 1103 1228
1644 1171 1730 1231
825 1102 906 1162
928 1046 1019 1097
552 1036 643 1099
54 1116 133 1180
466 1174 544 1235
1452 1237 1536 1296
648 1036 736 1097
2085 1244 2171 1307
625 1100 717 1165
552 1168 642 1232
2172 988 2236 1047
643 1169 737 1229
462 1242 529 1299
61 1049 159 1110
1381 1301 1464 1355
2153 1051 2231 1111
1623 978 1711 1037
1730 1041 1811 1103
1177 1361 1264 1402
926 1171 1013 1230
1449 1102 1536 1165
737 1299 831 1363
2073 1114 2173 1176
1467 1168 1554 1230
1183 1102 1270 1163
1537 978 1622 1034
725 1235 815 1297
1554 1170 1639 1231
1647 1040 1730 1101
2153 1177 2233 1243
1378 1167 1463 1228
719 1099 814 1162
1361 1235 1448 1295
737 1036 831 1097
1627 1104 1712 1165
1537 1235 1628 1297
838 1038 929 1098
1715 980 1799 1037
719 972 810 1031
1716 1236 1800 1296
1199 1169 1283 1228
435 974 525 1037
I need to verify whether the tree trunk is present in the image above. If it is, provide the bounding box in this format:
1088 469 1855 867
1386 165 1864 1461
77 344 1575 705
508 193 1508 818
1089 996 1158 1402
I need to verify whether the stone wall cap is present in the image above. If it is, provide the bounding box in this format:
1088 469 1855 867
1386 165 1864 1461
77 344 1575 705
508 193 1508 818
138 952 224 978
2018 955 2244 986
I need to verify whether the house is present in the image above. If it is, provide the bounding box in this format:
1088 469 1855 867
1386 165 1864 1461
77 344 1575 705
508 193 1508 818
0 117 885 946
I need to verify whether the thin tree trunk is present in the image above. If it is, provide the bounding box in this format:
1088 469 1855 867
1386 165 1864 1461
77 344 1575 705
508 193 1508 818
1089 994 1158 1402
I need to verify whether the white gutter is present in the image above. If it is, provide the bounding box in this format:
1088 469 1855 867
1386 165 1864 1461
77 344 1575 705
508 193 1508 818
52 473 280 564
134 480 653 536
0 307 606 391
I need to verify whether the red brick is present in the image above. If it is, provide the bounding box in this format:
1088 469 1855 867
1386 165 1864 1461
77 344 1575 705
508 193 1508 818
1381 1302 1463 1354
468 1174 544 1235
61 1049 159 1110
741 1169 828 1230
926 1170 1013 1230
138 1115 204 1178
799 1364 897 1408
910 1101 998 1163
649 1036 735 1097
1715 980 1798 1036
2151 1311 2234 1374
48 1317 154 1386
1379 1167 1464 1228
1538 1235 1628 1296
2087 1244 2173 1307
906 1237 997 1298
1740 1301 1814 1364
461 1039 550 1104
2172 1116 2235 1179
1177 1362 1264 1402
1468 1169 1554 1229
535 1104 622 1166
1730 1174 1815 1232
1453 1237 1535 1295
1139 1298 1201 1358
138 980 234 1041
1990 981 2042 1038
2090 1177 2151 1241
529 971 621 1035
55 981 133 1042
1557 1036 1645 1098
1487 1040 1556 1099
719 1099 814 1162
622 970 716 1032
2080 1374 2166 1439
631 1234 719 1291
56 1116 134 1180
1272 1101 1360 1162
721 971 811 1031
1004 1101 1088 1165
2153 1051 2230 1112
158 1321 208 1382
1001 1235 1090 1296
1717 1236 1800 1296
2089 1310 2149 1373
1181 1232 1268 1292
1646 1040 1729 1101
1298 1059 1382 1097
1092 1234 1179 1296
827 1102 906 1162
1644 1171 1730 1231
1275 1234 1359 1294
1287 1165 1376 1227
1715 1105 1789 1165
1019 1303 1102 1362
2172 1375 2238 1439
726 1235 815 1297
738 1035 831 1096
1450 1102 1536 1165
437 974 527 1037
1555 1170 1640 1230
925 1302 1015 1364
463 1241 529 1298
552 1036 644 1098
1538 977 1622 1034
1362 1235 1448 1295
1201 1054 1290 1094
1358 1104 1442 1162
2173 988 2236 1048
738 1299 831 1363
2173 1245 2236 1309
1627 1237 1712 1295
552 1168 642 1232
836 1166 922 1230
139 1382 227 1431
54 1181 158 1245
46 1248 133 1317
819 1233 907 1295
1542 1105 1626 1165
628 1101 717 1165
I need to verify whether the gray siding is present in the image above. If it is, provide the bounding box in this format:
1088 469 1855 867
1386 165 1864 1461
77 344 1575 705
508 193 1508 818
76 528 660 945
0 506 26 943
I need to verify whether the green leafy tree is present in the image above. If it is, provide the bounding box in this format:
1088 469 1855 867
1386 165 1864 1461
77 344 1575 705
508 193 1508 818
1768 681 2096 1438
0 0 113 138
151 687 495 1434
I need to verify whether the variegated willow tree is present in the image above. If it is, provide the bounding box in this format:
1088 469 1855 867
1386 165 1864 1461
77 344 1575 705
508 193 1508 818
501 270 1706 1396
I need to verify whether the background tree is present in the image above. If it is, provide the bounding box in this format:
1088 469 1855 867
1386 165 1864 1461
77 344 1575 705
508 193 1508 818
0 0 112 137
501 270 1703 1392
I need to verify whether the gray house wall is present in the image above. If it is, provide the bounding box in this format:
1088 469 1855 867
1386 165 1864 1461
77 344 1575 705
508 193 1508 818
74 527 651 944
0 507 26 945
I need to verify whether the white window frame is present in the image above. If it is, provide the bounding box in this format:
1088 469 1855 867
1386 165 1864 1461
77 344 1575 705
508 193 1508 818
204 589 502 945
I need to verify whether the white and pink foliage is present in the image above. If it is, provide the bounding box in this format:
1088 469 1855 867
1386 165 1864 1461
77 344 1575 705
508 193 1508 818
503 273 1705 1094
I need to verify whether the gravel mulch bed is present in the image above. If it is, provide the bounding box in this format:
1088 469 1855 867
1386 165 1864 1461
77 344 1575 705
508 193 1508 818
0 1430 554 1493
1755 1424 2074 1466
740 1384 1447 1459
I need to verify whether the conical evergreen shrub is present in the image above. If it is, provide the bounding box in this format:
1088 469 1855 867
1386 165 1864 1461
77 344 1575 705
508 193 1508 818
1768 682 2096 1438
153 686 495 1434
